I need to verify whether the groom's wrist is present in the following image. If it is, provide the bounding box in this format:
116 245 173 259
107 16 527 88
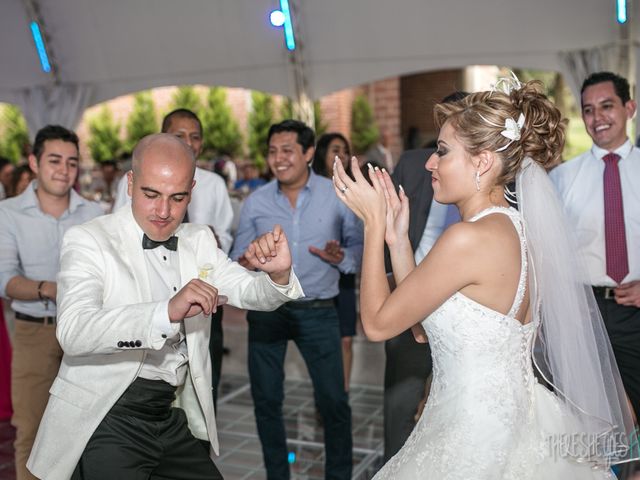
268 269 291 286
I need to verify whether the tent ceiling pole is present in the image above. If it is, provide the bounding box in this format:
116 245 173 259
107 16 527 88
288 0 314 129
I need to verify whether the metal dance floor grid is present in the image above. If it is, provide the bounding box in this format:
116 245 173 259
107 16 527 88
215 375 384 480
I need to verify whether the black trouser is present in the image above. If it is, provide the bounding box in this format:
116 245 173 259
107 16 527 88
210 307 224 410
383 328 432 462
72 377 223 480
594 291 640 420
199 309 224 454
247 303 352 480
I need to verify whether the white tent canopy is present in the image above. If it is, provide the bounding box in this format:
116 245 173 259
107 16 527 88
1 0 637 135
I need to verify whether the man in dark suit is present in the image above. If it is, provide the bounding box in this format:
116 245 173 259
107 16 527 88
383 148 435 461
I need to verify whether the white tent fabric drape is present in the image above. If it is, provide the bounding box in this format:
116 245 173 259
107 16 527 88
558 47 613 102
15 83 95 138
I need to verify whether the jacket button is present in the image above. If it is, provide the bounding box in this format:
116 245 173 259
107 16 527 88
123 341 130 348
161 334 167 339
129 340 135 346
117 341 124 347
135 340 142 347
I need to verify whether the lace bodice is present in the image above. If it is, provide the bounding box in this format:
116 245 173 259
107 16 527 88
425 206 535 413
423 207 539 476
374 207 609 479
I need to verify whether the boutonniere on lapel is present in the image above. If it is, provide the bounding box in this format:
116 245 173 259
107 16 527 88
198 263 214 281
198 263 228 308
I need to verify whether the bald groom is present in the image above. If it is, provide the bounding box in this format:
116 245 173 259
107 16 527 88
28 134 303 480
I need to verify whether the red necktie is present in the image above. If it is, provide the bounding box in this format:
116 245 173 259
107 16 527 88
603 153 629 284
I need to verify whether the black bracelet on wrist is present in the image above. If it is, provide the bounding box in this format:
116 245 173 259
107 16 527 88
37 280 50 309
37 281 46 301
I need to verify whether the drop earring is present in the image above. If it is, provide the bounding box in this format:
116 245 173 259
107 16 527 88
475 170 481 191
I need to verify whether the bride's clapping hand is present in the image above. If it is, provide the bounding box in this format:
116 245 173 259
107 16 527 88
333 156 386 226
377 169 409 247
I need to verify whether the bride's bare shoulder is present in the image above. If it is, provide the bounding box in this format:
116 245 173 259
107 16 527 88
425 222 482 265
437 219 490 248
470 213 522 259
433 214 516 258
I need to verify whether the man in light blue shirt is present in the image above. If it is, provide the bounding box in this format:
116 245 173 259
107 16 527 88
231 119 363 480
0 125 103 480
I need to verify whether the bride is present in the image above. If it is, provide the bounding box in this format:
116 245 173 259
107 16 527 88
332 77 638 479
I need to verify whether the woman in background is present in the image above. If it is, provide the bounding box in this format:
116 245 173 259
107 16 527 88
313 133 359 392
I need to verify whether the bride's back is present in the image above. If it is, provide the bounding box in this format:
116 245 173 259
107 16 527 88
403 204 541 480
456 209 531 324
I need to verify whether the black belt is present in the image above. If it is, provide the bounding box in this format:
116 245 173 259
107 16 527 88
15 312 56 325
286 298 336 309
592 286 616 300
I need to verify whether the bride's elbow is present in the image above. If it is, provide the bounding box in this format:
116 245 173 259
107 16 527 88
362 320 388 343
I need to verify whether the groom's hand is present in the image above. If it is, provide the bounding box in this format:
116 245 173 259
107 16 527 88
243 224 292 285
168 279 226 321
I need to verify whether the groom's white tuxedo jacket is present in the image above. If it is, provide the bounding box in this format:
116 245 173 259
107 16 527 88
27 206 303 480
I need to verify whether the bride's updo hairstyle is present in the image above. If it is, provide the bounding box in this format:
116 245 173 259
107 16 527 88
433 80 567 186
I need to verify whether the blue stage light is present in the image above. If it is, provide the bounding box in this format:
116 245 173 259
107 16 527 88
280 0 296 51
617 0 627 23
288 451 296 464
30 21 51 73
270 0 296 50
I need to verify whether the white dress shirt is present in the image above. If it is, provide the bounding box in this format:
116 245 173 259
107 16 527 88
134 225 189 387
113 167 234 253
550 139 640 286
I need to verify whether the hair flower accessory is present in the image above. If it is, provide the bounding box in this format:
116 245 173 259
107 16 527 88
491 71 523 96
501 113 525 141
495 113 525 152
477 111 526 152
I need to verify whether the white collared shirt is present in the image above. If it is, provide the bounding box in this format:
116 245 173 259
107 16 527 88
134 226 189 386
550 139 640 286
0 181 103 316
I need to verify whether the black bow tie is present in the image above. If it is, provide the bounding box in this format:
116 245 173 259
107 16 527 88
142 234 178 251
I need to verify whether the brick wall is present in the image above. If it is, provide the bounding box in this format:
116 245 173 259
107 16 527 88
319 88 356 143
319 78 402 163
401 70 465 149
371 77 402 161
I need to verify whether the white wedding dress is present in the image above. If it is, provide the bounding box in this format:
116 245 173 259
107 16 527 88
374 207 613 480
